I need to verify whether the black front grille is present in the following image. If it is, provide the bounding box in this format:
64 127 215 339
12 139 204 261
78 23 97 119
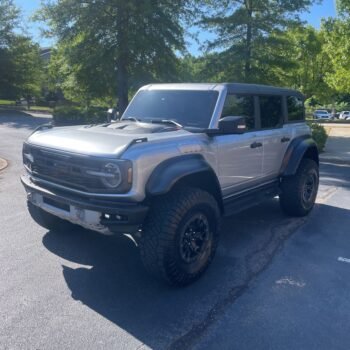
27 146 108 193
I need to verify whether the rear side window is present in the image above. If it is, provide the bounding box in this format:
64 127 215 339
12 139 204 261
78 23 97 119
259 96 282 129
221 94 255 130
287 96 304 121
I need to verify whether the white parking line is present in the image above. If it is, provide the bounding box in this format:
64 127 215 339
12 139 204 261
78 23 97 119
338 257 350 264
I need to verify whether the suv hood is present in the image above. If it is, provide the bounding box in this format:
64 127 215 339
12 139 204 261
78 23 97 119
27 121 194 157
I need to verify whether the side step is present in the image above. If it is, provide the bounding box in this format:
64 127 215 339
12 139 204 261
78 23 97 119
223 181 280 217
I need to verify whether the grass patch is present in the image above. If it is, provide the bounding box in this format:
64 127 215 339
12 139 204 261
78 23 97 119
30 105 53 112
0 99 14 105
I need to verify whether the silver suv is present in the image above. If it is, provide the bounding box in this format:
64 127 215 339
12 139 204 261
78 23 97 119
21 83 319 286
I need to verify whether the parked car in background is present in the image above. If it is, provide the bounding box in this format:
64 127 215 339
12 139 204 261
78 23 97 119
15 98 28 106
331 110 339 119
339 111 350 119
313 109 332 119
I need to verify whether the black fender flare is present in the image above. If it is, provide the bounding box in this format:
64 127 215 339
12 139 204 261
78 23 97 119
146 154 223 208
280 135 319 176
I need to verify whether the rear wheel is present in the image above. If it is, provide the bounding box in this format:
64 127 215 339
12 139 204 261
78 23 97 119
279 159 319 217
139 187 220 286
27 201 70 231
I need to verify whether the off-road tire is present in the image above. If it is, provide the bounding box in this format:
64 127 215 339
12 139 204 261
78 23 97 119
280 159 319 217
139 187 221 286
27 201 70 231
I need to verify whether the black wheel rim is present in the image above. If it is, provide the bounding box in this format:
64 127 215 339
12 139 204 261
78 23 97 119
302 172 317 204
179 213 210 264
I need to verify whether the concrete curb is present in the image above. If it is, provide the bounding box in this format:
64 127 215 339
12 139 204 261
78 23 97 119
0 157 8 171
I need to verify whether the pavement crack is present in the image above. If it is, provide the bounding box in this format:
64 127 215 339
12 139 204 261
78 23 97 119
168 217 307 350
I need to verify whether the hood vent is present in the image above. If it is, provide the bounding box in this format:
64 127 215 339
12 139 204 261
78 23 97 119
106 121 178 134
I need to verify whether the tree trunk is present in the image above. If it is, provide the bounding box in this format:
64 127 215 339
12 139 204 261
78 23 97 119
116 4 129 115
117 57 128 114
244 0 253 81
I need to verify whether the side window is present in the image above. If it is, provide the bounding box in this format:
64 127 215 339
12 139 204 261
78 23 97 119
221 94 255 130
287 96 304 121
259 95 283 129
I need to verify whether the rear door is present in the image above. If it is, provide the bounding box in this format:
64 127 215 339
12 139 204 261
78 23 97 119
258 95 291 179
215 94 264 197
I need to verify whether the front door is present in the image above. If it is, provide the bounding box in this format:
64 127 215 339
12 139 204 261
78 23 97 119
215 133 263 197
214 94 263 197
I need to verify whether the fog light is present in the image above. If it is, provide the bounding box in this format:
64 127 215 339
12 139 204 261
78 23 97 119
102 214 127 222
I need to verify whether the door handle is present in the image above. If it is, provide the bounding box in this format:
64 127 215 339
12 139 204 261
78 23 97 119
281 137 290 143
250 141 263 149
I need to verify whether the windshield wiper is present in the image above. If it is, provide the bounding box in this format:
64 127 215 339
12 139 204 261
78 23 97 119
151 119 183 128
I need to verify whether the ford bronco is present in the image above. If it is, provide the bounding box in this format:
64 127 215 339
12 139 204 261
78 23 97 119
21 83 319 286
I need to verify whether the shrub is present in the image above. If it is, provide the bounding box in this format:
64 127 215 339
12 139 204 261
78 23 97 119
309 123 328 152
53 106 108 126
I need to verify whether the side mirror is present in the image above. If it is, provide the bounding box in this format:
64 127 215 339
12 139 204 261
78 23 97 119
207 116 247 135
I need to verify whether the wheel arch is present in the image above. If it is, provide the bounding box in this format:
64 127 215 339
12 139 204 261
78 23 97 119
280 135 319 176
145 154 224 213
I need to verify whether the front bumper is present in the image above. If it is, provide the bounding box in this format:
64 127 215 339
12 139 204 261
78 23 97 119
21 175 149 234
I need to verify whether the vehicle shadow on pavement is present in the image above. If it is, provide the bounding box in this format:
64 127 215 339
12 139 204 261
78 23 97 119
0 110 52 130
41 199 309 349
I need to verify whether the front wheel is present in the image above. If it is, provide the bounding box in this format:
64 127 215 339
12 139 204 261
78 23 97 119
139 187 221 286
279 159 319 217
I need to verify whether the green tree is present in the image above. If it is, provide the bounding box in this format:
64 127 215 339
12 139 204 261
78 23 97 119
0 0 43 102
196 0 318 83
0 0 19 48
271 25 334 101
0 0 19 97
323 18 350 93
9 36 43 104
337 0 350 14
38 0 193 112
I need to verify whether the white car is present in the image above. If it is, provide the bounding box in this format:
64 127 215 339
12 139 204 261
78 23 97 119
339 111 350 119
313 109 331 119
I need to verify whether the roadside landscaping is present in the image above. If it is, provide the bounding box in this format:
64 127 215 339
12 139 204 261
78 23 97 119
0 100 53 114
309 123 328 152
319 123 350 164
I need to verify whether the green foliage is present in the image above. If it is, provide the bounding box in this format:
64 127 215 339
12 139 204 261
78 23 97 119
270 25 334 101
38 0 193 111
0 0 43 101
9 36 42 99
323 19 350 94
337 0 350 15
196 0 318 83
0 0 19 48
1 0 348 110
309 123 328 152
53 105 108 126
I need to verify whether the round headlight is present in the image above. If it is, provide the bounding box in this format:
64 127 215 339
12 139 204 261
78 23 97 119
101 163 122 188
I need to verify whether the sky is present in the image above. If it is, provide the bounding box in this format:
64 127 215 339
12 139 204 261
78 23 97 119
15 0 338 54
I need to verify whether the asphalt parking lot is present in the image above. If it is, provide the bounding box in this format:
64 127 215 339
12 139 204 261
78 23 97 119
1 111 349 349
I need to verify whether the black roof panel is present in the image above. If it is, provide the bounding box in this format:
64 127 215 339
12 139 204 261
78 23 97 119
223 83 304 99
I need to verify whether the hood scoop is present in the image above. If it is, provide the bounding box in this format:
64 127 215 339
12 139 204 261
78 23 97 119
106 121 177 134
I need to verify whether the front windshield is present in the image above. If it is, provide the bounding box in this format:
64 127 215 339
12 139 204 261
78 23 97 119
122 90 219 129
